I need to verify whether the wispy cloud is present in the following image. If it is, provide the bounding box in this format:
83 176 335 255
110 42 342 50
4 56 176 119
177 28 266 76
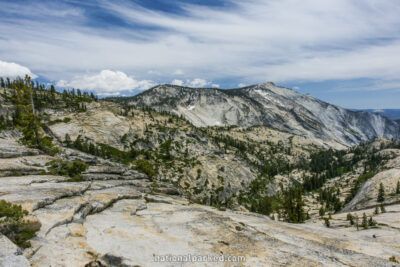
0 0 400 94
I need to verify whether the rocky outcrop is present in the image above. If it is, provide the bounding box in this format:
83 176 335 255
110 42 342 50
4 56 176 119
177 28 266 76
0 137 400 266
124 83 400 147
343 168 400 211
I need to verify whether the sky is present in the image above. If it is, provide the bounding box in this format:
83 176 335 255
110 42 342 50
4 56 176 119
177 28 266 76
1 0 400 108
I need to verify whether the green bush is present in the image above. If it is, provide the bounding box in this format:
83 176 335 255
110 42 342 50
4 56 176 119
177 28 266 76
47 159 89 181
133 159 157 179
47 117 71 126
0 200 37 248
0 200 28 222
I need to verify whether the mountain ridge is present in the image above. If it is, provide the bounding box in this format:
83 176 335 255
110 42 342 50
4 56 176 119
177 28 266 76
110 82 400 148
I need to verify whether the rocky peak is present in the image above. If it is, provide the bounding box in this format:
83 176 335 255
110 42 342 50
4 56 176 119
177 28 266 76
123 83 400 147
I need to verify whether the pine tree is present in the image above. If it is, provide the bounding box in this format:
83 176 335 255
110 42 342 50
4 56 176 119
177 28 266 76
13 76 41 147
355 215 359 230
380 204 386 213
396 180 400 194
50 85 56 103
347 213 354 225
64 134 72 147
319 207 325 216
362 213 368 229
378 183 385 202
324 217 330 227
6 77 11 88
374 206 379 215
368 216 376 227
281 187 305 223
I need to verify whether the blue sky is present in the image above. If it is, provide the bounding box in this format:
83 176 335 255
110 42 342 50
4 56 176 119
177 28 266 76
1 0 400 108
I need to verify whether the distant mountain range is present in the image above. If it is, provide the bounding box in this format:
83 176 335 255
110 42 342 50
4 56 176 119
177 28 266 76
110 82 400 148
356 109 400 120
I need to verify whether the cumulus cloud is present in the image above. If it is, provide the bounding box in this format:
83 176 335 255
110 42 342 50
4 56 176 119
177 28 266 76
56 70 156 95
0 60 37 79
171 79 184 86
170 78 219 88
187 78 209 88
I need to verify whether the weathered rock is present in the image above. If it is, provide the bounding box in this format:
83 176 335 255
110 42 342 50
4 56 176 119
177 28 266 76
0 137 39 159
343 168 400 211
0 234 30 267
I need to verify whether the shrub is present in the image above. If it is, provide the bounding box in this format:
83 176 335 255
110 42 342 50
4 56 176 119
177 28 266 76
0 200 37 248
47 159 89 181
47 117 71 126
389 256 399 263
133 159 157 179
0 200 28 221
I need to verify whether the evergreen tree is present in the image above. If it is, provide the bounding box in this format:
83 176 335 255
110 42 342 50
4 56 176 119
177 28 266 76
380 204 386 213
374 206 379 215
396 180 400 194
347 213 354 225
281 187 305 223
362 213 368 229
319 207 325 216
368 216 376 227
377 183 385 202
64 134 72 147
324 217 330 227
50 85 56 103
13 76 41 147
355 215 359 230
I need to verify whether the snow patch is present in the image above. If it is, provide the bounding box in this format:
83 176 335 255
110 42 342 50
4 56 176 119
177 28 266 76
255 89 283 106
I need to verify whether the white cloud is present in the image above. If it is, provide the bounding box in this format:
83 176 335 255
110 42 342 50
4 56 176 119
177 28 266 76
187 78 209 88
56 70 156 94
0 60 37 79
171 79 184 86
171 78 219 88
238 83 247 88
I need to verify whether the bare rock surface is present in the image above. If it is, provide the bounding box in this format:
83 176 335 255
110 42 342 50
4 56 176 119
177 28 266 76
0 234 30 267
1 170 399 266
1 135 400 266
343 168 400 211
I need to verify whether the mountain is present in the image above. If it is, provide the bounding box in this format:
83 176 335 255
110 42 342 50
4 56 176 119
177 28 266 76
118 82 400 148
